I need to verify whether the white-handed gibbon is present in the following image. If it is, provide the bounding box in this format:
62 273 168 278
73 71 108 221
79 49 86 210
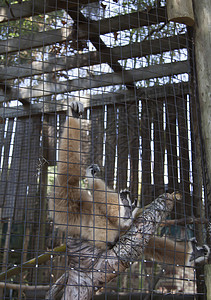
49 101 209 266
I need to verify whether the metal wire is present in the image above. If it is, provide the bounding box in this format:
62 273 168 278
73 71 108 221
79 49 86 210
0 0 209 299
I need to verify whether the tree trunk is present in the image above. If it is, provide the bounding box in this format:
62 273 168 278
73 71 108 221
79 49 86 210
193 0 211 298
192 0 211 199
46 192 181 300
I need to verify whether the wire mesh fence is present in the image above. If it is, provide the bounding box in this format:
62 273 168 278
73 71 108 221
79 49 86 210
0 0 210 299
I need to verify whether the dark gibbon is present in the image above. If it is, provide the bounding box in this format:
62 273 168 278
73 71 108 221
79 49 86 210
49 101 209 266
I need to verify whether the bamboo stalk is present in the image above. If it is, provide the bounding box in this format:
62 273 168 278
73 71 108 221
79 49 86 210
0 244 66 281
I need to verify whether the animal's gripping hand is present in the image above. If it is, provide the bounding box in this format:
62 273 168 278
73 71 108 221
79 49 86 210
86 164 100 178
119 189 138 221
70 101 84 118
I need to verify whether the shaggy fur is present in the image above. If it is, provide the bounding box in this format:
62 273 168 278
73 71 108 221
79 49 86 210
49 103 209 265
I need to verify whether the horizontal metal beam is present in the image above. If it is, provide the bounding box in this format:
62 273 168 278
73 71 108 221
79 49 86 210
0 0 56 23
0 27 74 55
0 7 167 55
0 60 189 102
98 7 166 33
0 82 189 118
0 0 97 23
0 34 187 81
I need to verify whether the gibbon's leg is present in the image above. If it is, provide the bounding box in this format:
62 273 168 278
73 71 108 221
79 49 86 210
145 236 210 266
86 164 138 228
144 237 191 266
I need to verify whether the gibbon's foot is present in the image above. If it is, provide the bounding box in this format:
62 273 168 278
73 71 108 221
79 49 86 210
189 237 210 264
86 164 100 177
70 101 84 118
120 189 137 210
120 189 137 219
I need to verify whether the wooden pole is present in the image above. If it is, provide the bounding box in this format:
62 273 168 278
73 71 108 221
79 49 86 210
205 265 211 300
192 0 211 298
192 0 211 184
167 0 194 26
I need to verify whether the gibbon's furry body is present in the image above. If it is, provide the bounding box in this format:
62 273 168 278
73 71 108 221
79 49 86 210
49 102 209 266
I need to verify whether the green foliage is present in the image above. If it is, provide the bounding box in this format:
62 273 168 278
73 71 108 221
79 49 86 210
0 0 187 100
47 166 57 194
0 7 66 66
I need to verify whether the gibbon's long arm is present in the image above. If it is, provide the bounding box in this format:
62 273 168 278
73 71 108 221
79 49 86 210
57 117 81 190
56 101 84 195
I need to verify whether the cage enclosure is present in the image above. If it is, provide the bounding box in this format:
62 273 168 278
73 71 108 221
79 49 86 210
0 0 210 299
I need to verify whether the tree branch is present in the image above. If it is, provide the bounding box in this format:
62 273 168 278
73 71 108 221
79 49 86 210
0 282 49 291
53 192 181 300
159 217 208 227
45 271 69 299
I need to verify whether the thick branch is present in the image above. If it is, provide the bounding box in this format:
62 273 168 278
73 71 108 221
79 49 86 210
59 192 180 300
45 272 69 300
